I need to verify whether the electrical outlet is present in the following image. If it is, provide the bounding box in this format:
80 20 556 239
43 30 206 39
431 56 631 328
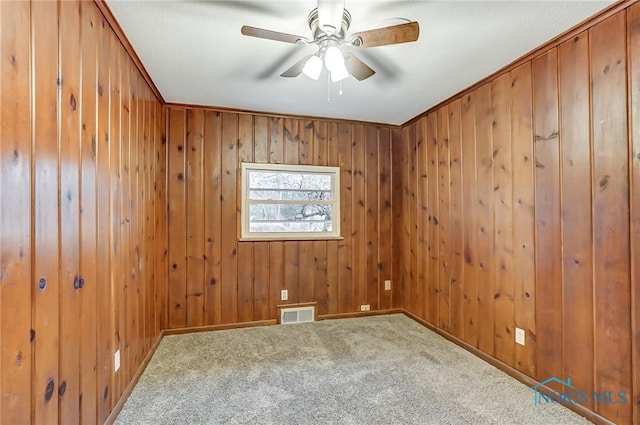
281 289 288 301
360 304 370 312
114 350 120 372
515 327 525 346
384 280 391 291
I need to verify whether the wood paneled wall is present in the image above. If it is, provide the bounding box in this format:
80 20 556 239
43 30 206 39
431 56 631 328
166 108 397 328
395 5 640 425
0 1 167 424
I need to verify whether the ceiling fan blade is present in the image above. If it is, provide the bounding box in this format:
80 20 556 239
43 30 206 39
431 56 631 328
343 53 375 81
280 55 313 78
317 0 345 34
241 25 306 44
351 21 419 48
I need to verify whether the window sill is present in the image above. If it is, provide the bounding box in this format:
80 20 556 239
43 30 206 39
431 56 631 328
239 235 344 242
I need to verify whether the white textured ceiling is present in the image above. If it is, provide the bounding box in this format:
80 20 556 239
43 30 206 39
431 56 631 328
106 0 614 125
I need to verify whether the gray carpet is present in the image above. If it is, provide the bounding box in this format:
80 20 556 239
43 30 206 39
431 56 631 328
115 314 590 425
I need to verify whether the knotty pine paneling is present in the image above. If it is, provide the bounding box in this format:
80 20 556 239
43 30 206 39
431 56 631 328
629 5 640 425
0 1 166 424
166 109 395 325
395 7 640 425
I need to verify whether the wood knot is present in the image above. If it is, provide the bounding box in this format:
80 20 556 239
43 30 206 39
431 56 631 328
58 381 67 396
45 379 55 402
38 277 46 290
70 94 77 111
599 175 609 191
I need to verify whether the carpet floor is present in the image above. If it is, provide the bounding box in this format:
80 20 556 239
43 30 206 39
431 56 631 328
115 314 590 425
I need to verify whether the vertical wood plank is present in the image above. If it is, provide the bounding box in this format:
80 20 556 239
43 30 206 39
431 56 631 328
32 2 61 423
95 15 112 423
268 242 283 319
437 107 451 331
558 32 594 406
412 120 424 317
0 1 32 423
204 111 222 325
326 122 340 314
532 49 563 384
337 123 353 313
253 242 270 320
254 115 268 163
401 126 412 311
629 4 640 424
365 126 379 310
79 3 98 422
474 84 494 356
313 122 328 314
58 1 81 421
236 114 254 323
269 117 284 164
313 240 328 314
407 123 419 316
448 99 464 339
378 128 392 310
391 128 406 309
220 113 238 323
590 12 632 423
298 241 314 303
186 109 205 327
167 109 187 328
510 63 536 378
461 93 478 347
120 45 132 387
491 73 515 366
108 31 123 404
426 113 439 324
352 125 366 310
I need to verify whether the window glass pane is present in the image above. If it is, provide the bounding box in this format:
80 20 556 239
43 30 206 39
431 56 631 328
249 188 332 201
249 203 333 224
249 171 331 191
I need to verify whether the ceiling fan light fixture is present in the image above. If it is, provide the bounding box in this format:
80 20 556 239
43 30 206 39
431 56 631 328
324 46 344 71
330 63 349 82
302 55 323 80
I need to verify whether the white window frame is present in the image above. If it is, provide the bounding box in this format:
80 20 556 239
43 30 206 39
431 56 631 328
240 162 342 241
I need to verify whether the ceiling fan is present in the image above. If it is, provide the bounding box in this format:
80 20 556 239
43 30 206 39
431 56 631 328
240 0 420 83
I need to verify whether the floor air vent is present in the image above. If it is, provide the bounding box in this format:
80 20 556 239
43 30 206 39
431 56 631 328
280 306 315 324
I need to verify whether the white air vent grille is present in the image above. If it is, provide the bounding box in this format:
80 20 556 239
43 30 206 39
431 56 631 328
280 306 315 324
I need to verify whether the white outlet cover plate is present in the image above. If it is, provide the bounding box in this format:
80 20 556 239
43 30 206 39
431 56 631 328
114 350 121 372
515 328 525 346
281 289 288 301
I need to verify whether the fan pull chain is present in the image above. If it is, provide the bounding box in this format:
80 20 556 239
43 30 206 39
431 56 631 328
327 72 331 103
339 80 343 96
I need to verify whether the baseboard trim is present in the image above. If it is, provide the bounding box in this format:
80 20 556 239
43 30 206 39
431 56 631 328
318 308 404 321
401 310 616 425
163 319 278 335
104 331 165 425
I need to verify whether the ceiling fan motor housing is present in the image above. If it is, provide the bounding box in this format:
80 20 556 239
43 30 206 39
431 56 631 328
308 7 352 40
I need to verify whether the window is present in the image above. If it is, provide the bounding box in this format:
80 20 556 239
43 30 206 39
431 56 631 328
240 163 341 241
